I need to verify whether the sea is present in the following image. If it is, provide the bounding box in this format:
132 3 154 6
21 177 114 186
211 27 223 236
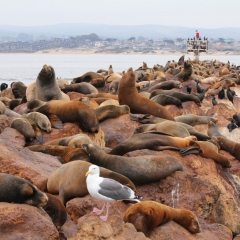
0 53 240 87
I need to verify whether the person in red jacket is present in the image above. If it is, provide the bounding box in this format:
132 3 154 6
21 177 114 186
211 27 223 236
196 30 200 39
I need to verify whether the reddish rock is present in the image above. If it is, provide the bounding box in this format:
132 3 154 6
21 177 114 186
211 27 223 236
99 114 141 148
206 102 237 119
14 102 28 115
59 215 78 239
0 115 13 133
234 234 240 240
68 214 149 240
0 203 59 240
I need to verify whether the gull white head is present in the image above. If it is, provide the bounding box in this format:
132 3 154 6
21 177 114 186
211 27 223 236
85 165 100 177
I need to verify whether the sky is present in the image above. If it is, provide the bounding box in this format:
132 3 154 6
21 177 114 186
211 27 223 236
0 0 239 29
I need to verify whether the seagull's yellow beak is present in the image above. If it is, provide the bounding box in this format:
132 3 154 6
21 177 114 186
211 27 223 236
85 171 90 177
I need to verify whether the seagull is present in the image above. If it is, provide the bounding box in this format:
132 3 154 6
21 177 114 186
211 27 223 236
227 119 238 132
186 84 192 94
85 165 141 221
212 96 218 106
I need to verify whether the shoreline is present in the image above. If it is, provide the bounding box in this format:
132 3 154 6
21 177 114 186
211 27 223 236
0 48 239 56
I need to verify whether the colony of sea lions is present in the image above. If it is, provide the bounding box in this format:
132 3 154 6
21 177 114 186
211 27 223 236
0 56 240 237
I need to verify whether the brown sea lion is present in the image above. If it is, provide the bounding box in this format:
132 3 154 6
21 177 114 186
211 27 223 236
109 132 197 156
0 173 48 207
47 160 135 205
43 193 67 229
147 80 182 92
123 201 201 236
176 61 192 81
0 101 6 114
95 105 130 122
150 94 183 108
11 81 27 98
149 89 201 106
27 145 90 163
0 97 11 106
61 82 98 94
178 55 185 66
85 93 118 100
175 114 218 126
32 100 99 133
71 72 105 88
99 99 119 107
81 143 183 185
118 68 174 121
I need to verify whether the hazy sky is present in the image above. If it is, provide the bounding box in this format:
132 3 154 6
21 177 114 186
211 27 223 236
0 0 239 29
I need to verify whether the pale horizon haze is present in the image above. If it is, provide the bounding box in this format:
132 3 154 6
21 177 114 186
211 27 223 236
0 0 239 29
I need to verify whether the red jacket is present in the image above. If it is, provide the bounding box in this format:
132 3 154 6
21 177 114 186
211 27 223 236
196 32 200 38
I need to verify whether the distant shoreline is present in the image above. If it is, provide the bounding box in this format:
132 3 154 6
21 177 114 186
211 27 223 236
0 48 239 56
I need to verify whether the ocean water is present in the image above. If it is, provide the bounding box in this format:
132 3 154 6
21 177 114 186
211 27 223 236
0 53 239 87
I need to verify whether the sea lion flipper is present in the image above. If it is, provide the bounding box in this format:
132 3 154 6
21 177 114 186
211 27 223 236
36 132 43 143
32 125 43 143
155 146 181 151
48 115 64 129
179 147 202 156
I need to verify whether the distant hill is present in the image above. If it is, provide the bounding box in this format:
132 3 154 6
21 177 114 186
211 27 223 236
0 23 239 40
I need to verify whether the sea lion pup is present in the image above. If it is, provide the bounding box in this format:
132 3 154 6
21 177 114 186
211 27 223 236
207 121 224 137
95 105 130 122
71 71 105 87
47 160 135 205
43 193 67 229
11 81 27 99
130 115 210 141
109 132 198 156
199 77 219 85
31 100 99 133
61 82 98 94
118 68 174 121
26 64 70 102
149 89 201 106
134 122 190 138
56 78 69 89
99 99 119 107
175 114 218 126
82 143 183 185
108 78 121 94
85 93 118 101
150 94 183 108
27 145 90 163
147 80 182 92
0 173 48 207
176 61 192 82
0 83 8 91
123 201 201 236
105 72 122 83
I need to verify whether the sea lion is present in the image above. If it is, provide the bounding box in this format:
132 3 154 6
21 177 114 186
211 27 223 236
99 99 119 107
95 105 130 122
61 82 98 94
71 72 105 87
175 114 218 126
27 145 90 163
11 81 27 98
207 121 225 137
0 97 11 106
104 72 122 83
150 94 183 108
10 118 36 141
108 78 121 94
47 160 135 205
26 65 70 101
199 77 219 84
56 78 69 89
134 122 190 138
82 143 183 185
178 55 185 66
129 115 211 141
149 89 201 106
123 201 201 236
43 193 67 229
0 173 48 207
8 98 26 110
85 93 118 100
147 80 182 92
0 83 8 91
118 68 174 121
0 101 6 114
31 100 99 133
176 61 192 81
109 132 197 156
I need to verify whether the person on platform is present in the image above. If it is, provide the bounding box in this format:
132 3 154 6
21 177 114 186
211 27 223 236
196 30 200 39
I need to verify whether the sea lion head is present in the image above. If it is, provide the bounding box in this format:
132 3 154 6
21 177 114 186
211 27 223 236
38 64 55 82
180 209 201 233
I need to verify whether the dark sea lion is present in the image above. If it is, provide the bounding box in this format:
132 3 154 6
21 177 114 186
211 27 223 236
43 193 67 229
149 89 201 106
0 173 48 207
109 132 197 156
82 143 183 185
71 72 105 87
118 68 174 121
27 64 70 101
95 105 130 121
178 55 185 66
0 83 8 91
11 81 27 98
129 115 211 141
47 160 135 205
147 80 182 92
108 78 121 94
150 94 183 108
123 201 201 236
9 98 26 110
27 145 90 163
176 61 192 81
32 100 99 133
175 114 218 126
61 82 98 94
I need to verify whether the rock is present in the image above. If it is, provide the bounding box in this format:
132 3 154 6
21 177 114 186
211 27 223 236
99 114 140 148
0 115 13 133
59 215 78 239
234 234 240 240
206 103 237 120
0 203 59 240
26 122 105 148
0 126 25 147
68 214 149 240
14 102 28 115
